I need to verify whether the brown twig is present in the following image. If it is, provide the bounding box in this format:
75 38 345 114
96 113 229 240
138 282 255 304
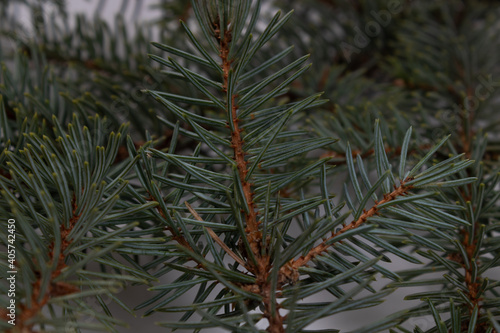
397 61 485 329
4 194 80 332
450 159 486 332
214 16 283 332
288 179 413 271
215 20 265 269
451 56 487 330
448 174 488 332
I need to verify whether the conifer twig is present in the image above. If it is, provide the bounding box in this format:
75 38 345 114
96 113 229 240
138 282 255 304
8 194 81 333
215 15 284 333
290 179 413 270
216 21 263 262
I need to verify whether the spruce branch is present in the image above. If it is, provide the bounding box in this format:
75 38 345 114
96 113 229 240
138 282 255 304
8 195 81 333
141 2 484 331
214 19 263 265
290 178 414 270
3 1 499 332
0 115 157 331
213 11 285 332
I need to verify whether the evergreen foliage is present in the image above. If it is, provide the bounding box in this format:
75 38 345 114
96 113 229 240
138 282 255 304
0 0 499 332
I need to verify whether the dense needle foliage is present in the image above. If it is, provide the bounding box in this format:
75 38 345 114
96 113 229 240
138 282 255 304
0 0 499 332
